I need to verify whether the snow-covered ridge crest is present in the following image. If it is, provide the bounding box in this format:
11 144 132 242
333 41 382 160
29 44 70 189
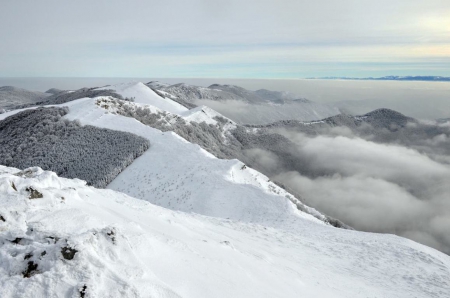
93 96 334 226
96 82 188 115
1 165 450 298
0 83 347 229
45 96 323 228
1 91 325 228
95 96 236 131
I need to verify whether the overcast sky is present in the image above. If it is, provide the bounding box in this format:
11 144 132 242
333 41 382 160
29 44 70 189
1 0 449 78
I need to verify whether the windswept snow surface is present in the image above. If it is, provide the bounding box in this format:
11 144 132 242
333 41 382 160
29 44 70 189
1 166 450 298
97 82 188 115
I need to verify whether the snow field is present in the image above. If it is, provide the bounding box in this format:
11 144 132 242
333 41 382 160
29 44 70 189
1 166 450 297
1 82 450 297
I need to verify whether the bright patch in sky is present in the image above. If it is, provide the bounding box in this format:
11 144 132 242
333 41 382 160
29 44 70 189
0 0 449 77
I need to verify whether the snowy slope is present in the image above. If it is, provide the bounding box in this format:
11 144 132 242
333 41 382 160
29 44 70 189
2 82 450 297
97 82 188 115
59 97 322 228
181 105 226 125
1 166 450 298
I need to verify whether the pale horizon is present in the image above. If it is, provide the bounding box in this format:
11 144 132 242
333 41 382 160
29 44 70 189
1 0 449 78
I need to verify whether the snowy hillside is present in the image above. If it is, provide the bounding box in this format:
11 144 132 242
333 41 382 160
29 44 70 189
1 166 450 298
98 82 188 115
58 94 328 226
0 107 149 188
0 86 50 112
0 83 329 225
1 81 450 297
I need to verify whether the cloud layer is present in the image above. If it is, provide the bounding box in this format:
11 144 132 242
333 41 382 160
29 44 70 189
245 128 450 254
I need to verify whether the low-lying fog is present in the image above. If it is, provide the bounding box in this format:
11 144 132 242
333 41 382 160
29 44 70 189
255 125 450 254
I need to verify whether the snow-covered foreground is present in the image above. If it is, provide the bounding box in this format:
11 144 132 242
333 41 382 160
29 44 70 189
1 82 450 297
1 166 450 298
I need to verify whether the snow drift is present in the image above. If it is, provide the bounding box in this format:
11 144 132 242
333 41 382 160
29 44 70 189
1 166 449 298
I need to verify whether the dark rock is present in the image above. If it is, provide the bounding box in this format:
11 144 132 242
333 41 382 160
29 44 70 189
11 237 22 244
61 246 77 260
106 229 116 244
26 187 43 199
79 285 87 297
22 261 38 278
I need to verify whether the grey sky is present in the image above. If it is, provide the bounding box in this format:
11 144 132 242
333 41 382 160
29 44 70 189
1 0 449 77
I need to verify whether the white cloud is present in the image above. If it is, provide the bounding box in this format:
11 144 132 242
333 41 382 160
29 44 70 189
264 131 450 254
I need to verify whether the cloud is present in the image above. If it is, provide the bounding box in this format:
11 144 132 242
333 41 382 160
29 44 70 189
276 172 429 232
249 130 450 254
243 148 282 174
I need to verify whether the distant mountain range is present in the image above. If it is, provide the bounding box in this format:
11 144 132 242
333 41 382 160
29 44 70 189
0 86 50 112
146 81 340 124
147 81 311 104
309 76 450 82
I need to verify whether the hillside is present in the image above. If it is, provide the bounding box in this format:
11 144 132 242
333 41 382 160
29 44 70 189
0 107 149 188
1 81 450 297
252 108 449 152
1 166 450 297
0 86 50 112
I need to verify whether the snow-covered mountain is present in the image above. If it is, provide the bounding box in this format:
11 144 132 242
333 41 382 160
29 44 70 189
1 81 450 297
2 165 449 297
312 75 450 82
146 81 341 124
151 82 243 102
153 82 308 104
254 88 310 104
0 82 331 225
0 86 50 113
252 108 449 150
255 108 416 131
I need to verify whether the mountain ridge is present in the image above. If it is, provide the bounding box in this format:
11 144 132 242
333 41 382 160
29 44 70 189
1 81 450 297
309 75 450 82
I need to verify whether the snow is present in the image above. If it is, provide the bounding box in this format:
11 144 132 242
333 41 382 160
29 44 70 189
58 97 320 227
1 166 450 298
1 82 450 297
181 106 220 125
155 89 178 98
180 105 236 132
97 82 188 115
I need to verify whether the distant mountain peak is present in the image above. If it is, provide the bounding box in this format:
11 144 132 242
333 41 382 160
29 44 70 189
310 75 450 82
45 88 64 95
0 86 25 92
364 108 408 118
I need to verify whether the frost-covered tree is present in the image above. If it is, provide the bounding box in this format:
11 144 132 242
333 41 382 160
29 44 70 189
0 107 150 188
